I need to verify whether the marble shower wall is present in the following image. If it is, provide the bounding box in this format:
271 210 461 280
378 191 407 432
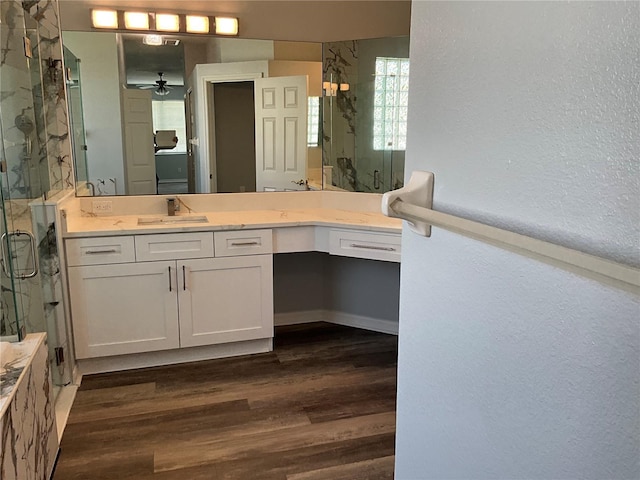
31 201 68 385
323 40 358 191
26 0 74 194
0 1 43 200
1 0 73 200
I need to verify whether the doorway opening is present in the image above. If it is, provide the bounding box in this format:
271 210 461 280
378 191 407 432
210 81 256 193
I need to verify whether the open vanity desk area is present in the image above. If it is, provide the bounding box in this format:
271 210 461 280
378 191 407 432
59 191 402 374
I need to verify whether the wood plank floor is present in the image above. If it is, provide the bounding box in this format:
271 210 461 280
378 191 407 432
53 323 398 480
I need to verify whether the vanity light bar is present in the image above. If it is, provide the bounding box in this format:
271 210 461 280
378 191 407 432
90 9 238 36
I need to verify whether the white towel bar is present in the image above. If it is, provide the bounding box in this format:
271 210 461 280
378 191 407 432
382 171 640 295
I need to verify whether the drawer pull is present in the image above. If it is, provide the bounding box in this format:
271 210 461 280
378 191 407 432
168 266 172 292
230 241 259 247
349 243 396 252
85 249 118 255
183 265 187 291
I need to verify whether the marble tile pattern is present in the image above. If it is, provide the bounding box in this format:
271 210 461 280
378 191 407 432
0 0 73 201
27 0 74 195
64 207 402 238
0 333 59 480
323 41 358 192
0 1 42 200
31 202 69 385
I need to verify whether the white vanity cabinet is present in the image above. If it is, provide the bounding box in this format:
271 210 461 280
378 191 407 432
67 259 180 358
66 230 274 359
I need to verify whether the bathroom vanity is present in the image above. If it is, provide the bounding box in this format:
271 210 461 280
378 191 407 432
61 191 402 373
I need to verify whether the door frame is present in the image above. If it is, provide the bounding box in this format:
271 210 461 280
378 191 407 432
192 61 269 193
205 75 261 193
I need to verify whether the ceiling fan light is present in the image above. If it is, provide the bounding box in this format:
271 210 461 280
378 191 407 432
156 13 180 32
186 15 209 34
154 88 170 96
124 11 150 30
215 17 238 36
91 9 118 29
143 34 163 46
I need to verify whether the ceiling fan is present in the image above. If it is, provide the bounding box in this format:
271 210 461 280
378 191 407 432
138 72 172 96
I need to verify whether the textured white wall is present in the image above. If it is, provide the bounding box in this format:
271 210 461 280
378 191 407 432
395 2 640 479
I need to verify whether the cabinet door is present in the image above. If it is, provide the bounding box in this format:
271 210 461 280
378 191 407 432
178 255 273 348
69 262 179 358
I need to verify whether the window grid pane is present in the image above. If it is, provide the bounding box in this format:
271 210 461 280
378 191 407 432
307 96 320 146
373 57 410 151
152 100 187 154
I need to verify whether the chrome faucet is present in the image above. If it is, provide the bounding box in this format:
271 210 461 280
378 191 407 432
167 198 176 216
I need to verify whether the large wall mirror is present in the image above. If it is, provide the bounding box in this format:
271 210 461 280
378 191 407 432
61 31 409 196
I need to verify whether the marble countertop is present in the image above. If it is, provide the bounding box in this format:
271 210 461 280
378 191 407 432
64 208 402 238
0 334 46 418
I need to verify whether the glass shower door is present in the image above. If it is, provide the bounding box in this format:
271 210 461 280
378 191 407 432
0 122 22 343
0 1 70 393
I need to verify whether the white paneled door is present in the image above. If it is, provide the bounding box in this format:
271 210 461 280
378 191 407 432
254 75 308 191
122 89 157 194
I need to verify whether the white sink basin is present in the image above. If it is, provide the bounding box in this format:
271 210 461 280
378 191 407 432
137 215 209 226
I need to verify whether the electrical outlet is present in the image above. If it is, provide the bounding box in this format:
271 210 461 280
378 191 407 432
92 200 112 214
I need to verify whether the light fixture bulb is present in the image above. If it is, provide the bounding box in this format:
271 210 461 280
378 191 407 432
186 15 209 34
91 9 118 29
215 17 238 35
155 13 180 32
124 11 150 30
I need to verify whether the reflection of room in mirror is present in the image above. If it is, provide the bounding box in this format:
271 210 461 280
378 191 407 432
323 37 409 193
60 30 408 196
61 32 325 196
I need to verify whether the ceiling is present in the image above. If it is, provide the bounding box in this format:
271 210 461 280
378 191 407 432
122 34 186 87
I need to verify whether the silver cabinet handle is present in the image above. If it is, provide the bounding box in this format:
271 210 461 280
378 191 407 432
168 266 172 292
0 230 39 279
349 243 396 252
85 249 118 255
230 241 259 246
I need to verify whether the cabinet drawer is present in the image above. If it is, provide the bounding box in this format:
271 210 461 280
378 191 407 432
135 232 214 261
66 236 135 266
329 229 401 262
214 229 272 257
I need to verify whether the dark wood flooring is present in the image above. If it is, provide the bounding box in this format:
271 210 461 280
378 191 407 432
53 323 398 479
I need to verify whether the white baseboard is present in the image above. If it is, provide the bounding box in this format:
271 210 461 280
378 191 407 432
275 310 398 335
274 310 326 326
